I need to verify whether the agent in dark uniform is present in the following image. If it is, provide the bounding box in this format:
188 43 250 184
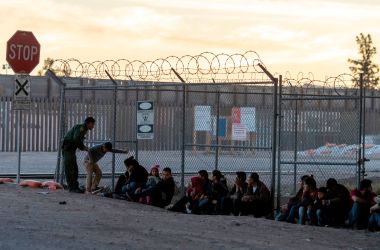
62 117 95 193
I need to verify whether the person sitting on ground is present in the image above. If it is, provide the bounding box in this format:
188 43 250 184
368 196 380 232
239 172 271 217
138 165 161 204
169 176 204 213
221 171 248 216
298 176 318 225
349 179 377 230
123 156 148 201
314 187 328 226
276 175 310 221
209 170 229 215
192 170 213 214
84 142 128 194
133 167 175 208
317 178 351 227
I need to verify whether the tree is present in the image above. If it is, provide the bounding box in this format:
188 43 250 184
37 57 55 76
37 58 70 76
348 33 379 88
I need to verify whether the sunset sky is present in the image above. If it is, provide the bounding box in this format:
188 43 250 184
1 0 380 79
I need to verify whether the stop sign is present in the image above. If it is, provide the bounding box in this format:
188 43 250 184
6 30 40 74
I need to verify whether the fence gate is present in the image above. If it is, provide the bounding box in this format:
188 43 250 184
277 76 365 206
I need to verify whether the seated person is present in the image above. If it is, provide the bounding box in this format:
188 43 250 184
210 170 229 215
138 165 161 204
169 176 204 213
221 171 248 216
286 176 317 224
240 172 271 217
314 187 328 226
134 167 175 208
349 179 377 229
317 178 351 227
123 156 148 200
276 175 310 221
192 170 213 214
368 196 380 232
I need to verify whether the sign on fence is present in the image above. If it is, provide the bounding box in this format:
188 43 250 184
232 123 247 141
137 101 154 139
194 105 211 131
13 74 31 110
232 107 256 132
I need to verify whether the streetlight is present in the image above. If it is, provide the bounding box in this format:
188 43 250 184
2 63 11 74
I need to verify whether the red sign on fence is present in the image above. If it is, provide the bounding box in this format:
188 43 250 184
6 30 40 74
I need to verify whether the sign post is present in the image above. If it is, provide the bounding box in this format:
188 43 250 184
6 30 40 183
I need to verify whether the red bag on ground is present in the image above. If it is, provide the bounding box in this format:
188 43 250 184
0 178 14 184
41 181 63 190
19 180 42 188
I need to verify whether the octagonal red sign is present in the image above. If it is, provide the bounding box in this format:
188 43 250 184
6 30 40 74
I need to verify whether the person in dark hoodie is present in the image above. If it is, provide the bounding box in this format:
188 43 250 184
122 156 148 200
221 171 248 216
316 178 351 227
240 172 271 217
133 167 175 208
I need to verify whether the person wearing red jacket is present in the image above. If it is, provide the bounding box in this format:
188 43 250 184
349 179 377 229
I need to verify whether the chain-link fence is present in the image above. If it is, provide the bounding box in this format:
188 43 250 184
54 78 277 200
2 51 380 210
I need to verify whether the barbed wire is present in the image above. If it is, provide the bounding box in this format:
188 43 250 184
49 51 273 83
280 72 360 96
49 51 362 95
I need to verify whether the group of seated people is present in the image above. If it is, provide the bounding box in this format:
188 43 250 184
275 175 380 231
104 156 380 232
169 170 271 217
106 156 176 209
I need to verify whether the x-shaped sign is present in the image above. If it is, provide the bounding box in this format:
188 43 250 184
15 79 29 96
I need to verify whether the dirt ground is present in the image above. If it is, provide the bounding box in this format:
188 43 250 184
1 183 379 250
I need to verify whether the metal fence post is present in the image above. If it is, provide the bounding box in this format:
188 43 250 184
47 70 66 184
276 75 283 211
16 110 22 183
171 68 186 193
105 70 117 192
271 78 278 212
357 73 364 189
215 91 220 170
293 99 298 194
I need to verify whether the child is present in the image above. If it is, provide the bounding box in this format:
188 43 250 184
139 165 161 205
314 187 328 226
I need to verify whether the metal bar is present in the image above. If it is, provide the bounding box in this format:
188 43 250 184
357 74 363 189
215 90 220 170
276 75 283 211
105 70 118 192
48 71 67 183
16 110 22 183
184 143 271 150
271 78 278 212
293 100 299 194
362 78 367 179
171 68 187 193
282 96 361 101
280 161 358 166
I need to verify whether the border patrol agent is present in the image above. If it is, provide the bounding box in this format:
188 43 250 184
62 117 95 193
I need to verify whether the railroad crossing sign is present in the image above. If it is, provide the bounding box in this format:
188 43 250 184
13 74 31 110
